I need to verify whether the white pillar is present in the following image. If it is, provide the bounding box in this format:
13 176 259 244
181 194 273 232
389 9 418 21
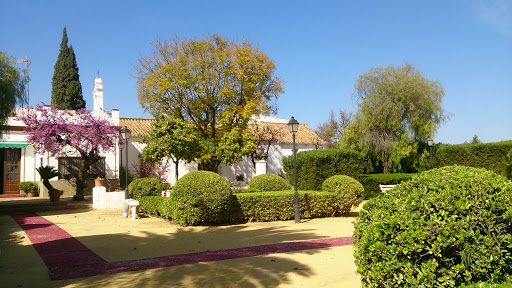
255 160 267 176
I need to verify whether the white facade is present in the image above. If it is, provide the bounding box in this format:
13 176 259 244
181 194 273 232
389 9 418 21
0 77 120 196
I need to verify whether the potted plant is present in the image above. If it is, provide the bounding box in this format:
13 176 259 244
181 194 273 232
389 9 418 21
94 175 105 187
36 165 63 202
19 181 39 197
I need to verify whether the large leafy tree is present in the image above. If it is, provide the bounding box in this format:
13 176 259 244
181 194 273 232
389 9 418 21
51 26 85 110
0 51 28 134
341 62 448 173
17 104 119 200
135 34 283 172
142 115 200 183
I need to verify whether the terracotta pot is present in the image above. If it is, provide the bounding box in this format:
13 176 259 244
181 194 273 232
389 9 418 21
49 190 63 202
95 179 105 187
26 191 37 197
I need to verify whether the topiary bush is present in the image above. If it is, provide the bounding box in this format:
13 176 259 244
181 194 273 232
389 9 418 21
247 174 291 192
128 177 168 200
354 165 512 287
321 175 364 214
171 171 234 226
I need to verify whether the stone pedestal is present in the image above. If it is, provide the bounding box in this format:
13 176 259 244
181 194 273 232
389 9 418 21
255 160 267 176
92 186 125 209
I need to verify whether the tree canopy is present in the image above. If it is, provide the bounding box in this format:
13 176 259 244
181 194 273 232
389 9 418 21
51 26 85 110
17 104 119 200
341 62 448 173
142 115 200 182
135 34 283 171
0 51 28 134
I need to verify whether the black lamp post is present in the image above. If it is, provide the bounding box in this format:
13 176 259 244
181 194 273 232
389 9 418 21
427 137 434 169
121 126 131 199
119 141 123 180
288 116 300 224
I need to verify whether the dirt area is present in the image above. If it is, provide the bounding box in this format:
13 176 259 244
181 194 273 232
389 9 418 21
0 203 364 288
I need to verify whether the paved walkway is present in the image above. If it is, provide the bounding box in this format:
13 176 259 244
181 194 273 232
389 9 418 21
1 206 362 287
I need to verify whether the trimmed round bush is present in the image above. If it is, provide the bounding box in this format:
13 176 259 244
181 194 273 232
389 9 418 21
354 166 512 287
128 177 168 200
248 174 291 192
172 171 233 226
321 175 364 214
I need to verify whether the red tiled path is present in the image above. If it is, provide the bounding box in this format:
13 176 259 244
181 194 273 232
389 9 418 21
12 213 354 280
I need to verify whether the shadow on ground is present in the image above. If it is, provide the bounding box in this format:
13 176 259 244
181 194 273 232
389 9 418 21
0 208 356 288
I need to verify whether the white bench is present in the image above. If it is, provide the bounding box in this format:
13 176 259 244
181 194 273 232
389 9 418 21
379 184 397 193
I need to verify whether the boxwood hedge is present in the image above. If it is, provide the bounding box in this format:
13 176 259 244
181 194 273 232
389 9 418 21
282 148 365 191
247 174 291 192
128 177 168 200
171 171 234 226
354 165 512 287
141 190 357 224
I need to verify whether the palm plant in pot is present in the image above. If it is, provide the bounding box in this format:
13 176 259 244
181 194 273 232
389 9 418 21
19 181 39 197
36 165 62 202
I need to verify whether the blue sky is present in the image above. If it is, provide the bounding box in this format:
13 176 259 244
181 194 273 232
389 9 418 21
1 0 511 144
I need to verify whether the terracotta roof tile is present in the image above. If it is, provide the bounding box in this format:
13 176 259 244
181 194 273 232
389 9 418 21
119 117 326 146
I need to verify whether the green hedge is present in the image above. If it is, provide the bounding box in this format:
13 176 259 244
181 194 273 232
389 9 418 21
128 177 168 200
358 173 417 199
141 190 359 224
282 148 365 191
435 140 512 176
171 171 234 226
354 166 512 287
461 284 512 288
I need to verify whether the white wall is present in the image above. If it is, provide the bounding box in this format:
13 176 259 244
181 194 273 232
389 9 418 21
127 139 322 185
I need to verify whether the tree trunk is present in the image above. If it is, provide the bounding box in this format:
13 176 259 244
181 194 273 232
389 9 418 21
74 160 88 201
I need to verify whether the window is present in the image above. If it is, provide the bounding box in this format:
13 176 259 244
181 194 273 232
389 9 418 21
58 157 105 179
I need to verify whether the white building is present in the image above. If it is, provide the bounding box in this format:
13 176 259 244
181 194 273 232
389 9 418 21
0 77 325 196
119 115 326 186
0 77 120 196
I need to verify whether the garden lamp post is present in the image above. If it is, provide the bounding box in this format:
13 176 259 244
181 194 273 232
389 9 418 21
121 126 131 199
288 116 300 224
427 137 434 169
118 141 123 180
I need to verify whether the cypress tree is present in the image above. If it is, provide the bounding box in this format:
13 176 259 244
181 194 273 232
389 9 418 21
51 26 85 110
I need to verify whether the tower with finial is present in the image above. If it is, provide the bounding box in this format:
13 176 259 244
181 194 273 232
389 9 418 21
93 76 104 111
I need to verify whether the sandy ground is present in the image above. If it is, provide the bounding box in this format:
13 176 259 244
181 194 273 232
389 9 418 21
0 204 363 288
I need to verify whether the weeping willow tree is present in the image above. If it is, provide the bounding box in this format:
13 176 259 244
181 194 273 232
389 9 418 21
342 62 448 173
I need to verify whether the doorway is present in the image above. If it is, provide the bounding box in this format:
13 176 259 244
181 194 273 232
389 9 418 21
1 148 21 195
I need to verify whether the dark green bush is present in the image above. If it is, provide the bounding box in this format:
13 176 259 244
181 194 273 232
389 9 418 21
247 174 291 192
435 140 512 176
282 148 365 191
128 177 168 200
354 165 512 287
358 173 416 199
321 175 364 214
171 171 233 226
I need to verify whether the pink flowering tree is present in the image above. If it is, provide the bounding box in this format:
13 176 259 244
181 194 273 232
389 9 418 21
17 103 120 201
